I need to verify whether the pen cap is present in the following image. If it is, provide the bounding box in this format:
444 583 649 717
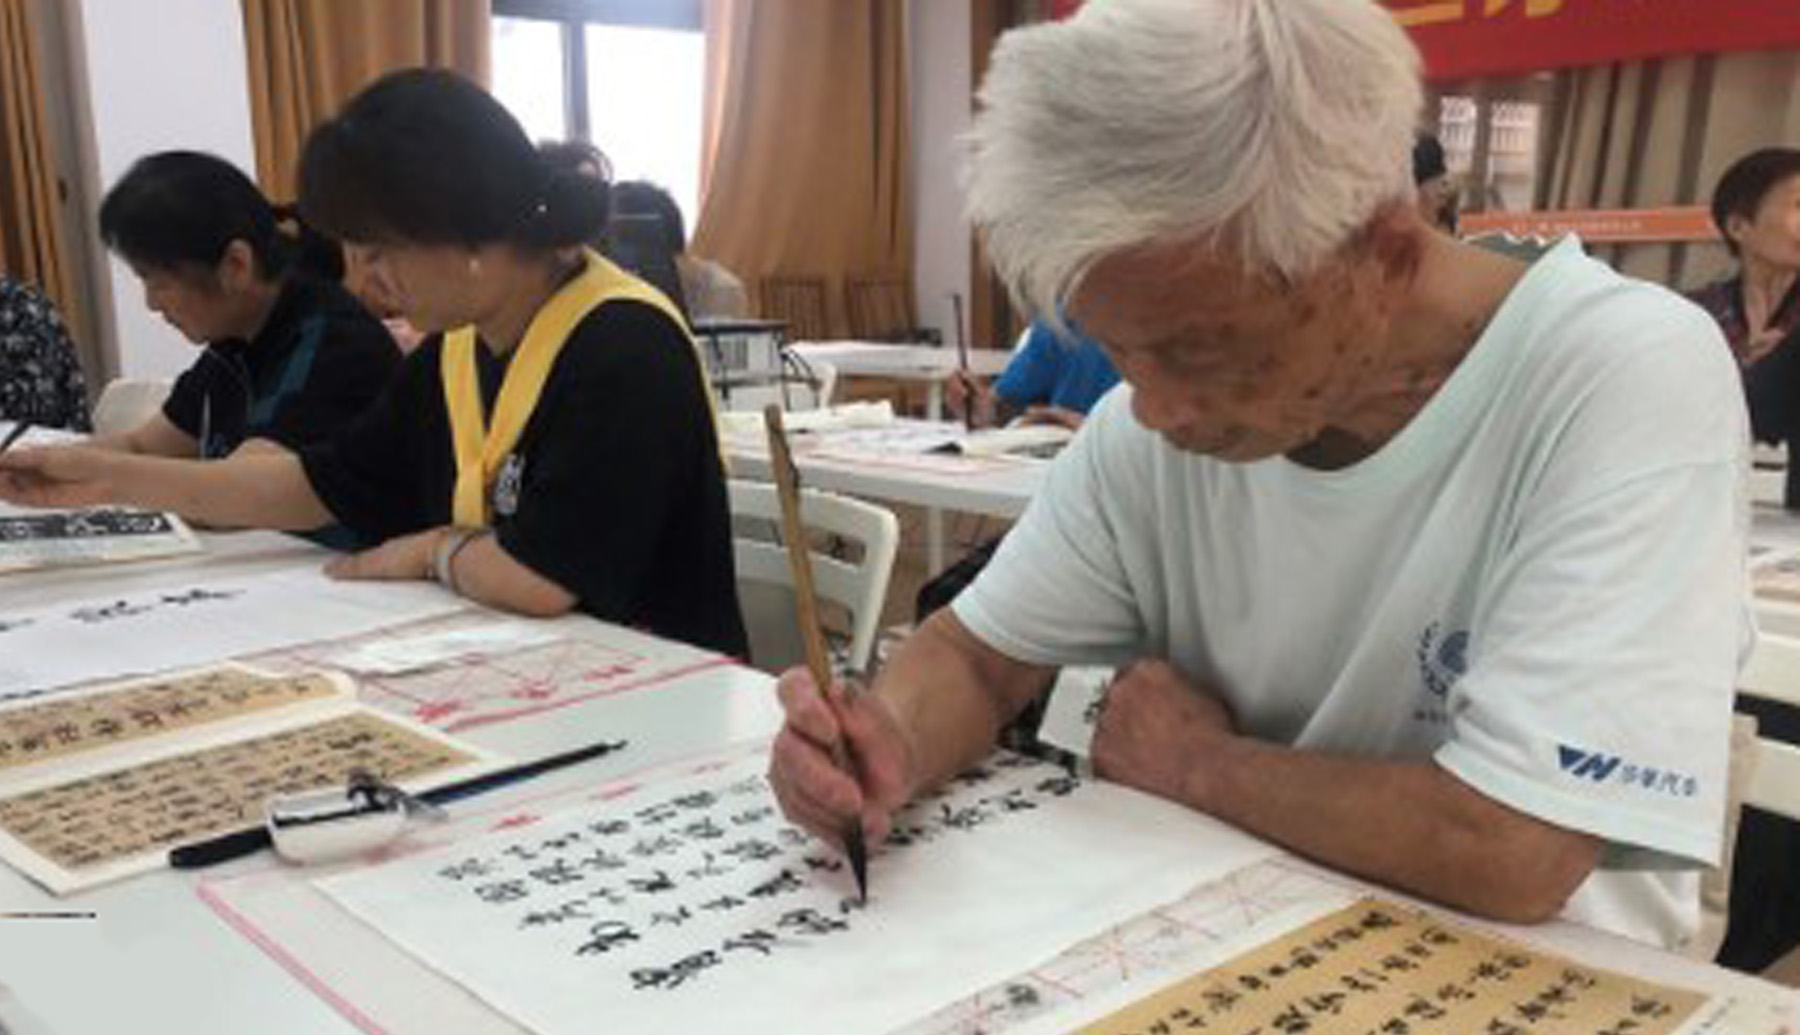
265 784 408 865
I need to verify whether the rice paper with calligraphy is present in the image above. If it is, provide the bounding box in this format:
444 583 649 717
317 752 1279 1035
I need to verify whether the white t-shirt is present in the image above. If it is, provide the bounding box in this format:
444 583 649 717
955 238 1752 949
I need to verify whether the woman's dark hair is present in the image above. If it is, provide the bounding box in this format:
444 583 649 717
1711 148 1800 257
539 139 612 183
538 139 614 250
98 150 344 282
299 68 608 250
1411 133 1447 187
611 180 688 256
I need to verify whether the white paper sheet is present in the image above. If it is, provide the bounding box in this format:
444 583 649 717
1037 665 1114 762
320 620 563 676
0 567 465 700
318 752 1278 1035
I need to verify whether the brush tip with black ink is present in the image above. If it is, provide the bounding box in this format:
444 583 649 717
0 420 34 456
844 822 869 905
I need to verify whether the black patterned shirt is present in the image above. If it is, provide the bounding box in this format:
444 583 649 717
0 276 89 431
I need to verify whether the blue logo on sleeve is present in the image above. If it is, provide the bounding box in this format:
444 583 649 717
1556 745 1621 781
1416 622 1469 699
1557 743 1699 798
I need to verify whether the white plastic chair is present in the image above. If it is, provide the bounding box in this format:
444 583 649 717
1730 633 1800 983
1735 634 1800 824
1750 442 1787 509
91 378 172 435
727 478 898 676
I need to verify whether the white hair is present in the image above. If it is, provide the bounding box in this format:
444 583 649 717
966 0 1423 319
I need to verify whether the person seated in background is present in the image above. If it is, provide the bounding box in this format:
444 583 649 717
772 0 1746 951
945 318 1120 430
0 70 746 657
0 276 89 432
1413 132 1459 234
1690 148 1800 507
91 151 398 459
611 180 749 322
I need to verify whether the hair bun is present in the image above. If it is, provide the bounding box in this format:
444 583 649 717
529 167 610 249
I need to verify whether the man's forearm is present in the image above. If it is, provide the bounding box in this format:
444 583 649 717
1192 737 1600 922
877 612 1053 797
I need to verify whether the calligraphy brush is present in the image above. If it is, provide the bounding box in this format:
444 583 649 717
762 405 870 904
0 421 33 457
168 738 629 869
950 293 974 432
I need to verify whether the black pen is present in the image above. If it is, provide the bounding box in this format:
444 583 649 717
168 738 629 869
0 421 33 456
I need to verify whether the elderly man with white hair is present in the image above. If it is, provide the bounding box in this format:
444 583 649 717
768 0 1748 950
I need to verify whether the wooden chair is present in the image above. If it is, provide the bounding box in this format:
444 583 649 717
844 275 921 342
757 276 831 343
727 479 898 677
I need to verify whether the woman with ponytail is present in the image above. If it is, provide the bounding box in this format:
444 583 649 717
3 71 746 655
94 150 398 458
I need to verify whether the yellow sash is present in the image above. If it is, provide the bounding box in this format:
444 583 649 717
442 248 721 526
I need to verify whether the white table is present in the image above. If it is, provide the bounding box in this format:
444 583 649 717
1 529 1793 1035
788 342 1014 422
782 345 1029 572
0 527 783 1035
725 418 1045 571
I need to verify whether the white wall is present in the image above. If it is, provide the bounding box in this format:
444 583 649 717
65 0 257 381
909 1 973 347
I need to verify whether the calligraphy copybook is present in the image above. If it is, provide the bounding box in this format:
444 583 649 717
0 665 503 894
0 507 201 575
317 752 1280 1035
1022 898 1721 1035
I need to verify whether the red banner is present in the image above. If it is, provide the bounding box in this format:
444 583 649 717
1384 0 1800 80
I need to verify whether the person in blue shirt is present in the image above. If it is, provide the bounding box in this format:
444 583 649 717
947 319 1119 428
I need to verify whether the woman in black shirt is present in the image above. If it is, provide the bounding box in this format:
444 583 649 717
0 71 745 656
93 151 398 458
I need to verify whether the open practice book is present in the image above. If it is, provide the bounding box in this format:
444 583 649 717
0 664 500 894
0 507 202 575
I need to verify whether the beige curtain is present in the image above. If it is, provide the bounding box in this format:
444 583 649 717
0 0 72 319
1535 51 1800 287
242 0 492 203
693 0 910 339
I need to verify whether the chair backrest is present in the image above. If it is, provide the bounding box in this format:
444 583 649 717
727 479 899 676
1735 633 1800 822
844 275 918 342
91 378 173 436
1750 442 1787 509
758 276 831 342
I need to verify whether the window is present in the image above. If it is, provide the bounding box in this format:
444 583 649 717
491 1 706 233
1430 75 1553 215
492 17 567 145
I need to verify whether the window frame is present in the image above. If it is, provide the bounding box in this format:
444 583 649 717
493 0 702 142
